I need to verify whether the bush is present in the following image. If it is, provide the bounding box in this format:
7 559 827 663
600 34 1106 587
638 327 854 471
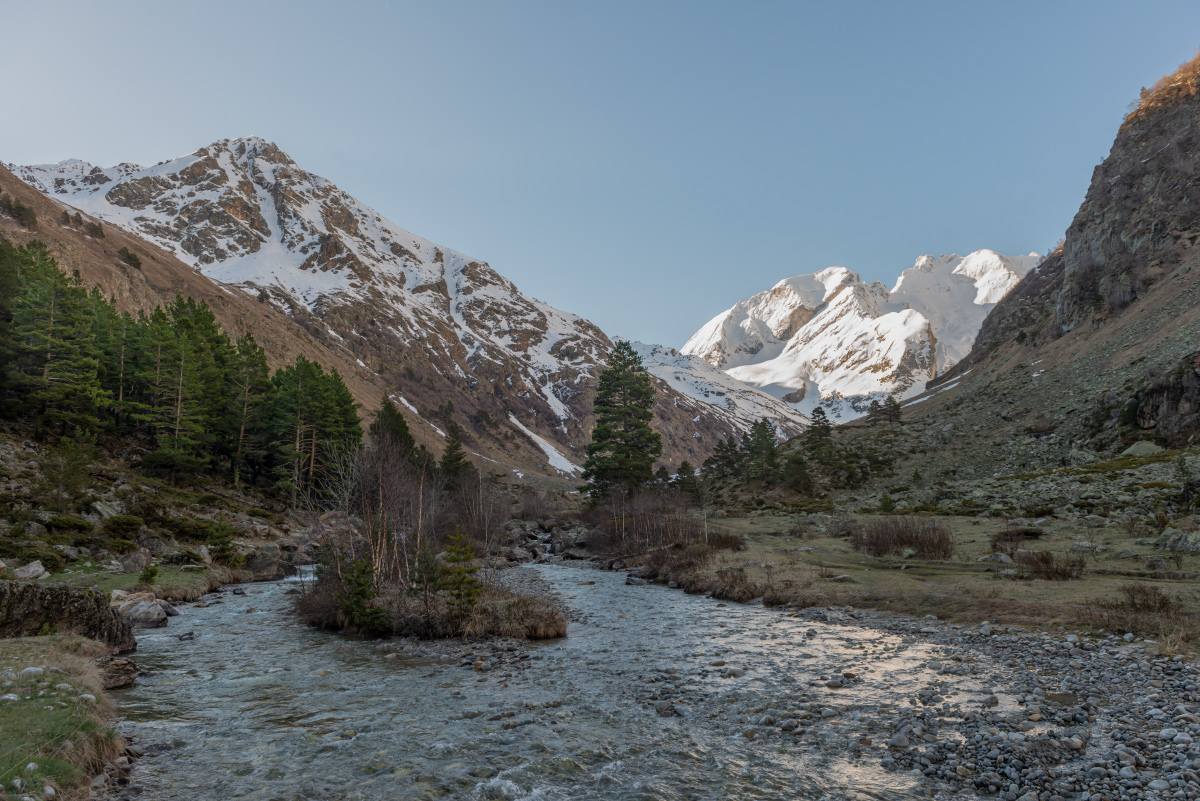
46 515 93 535
712 568 759 602
139 564 158 585
850 518 953 559
101 515 144 538
1014 550 1086 580
116 247 142 269
84 221 104 239
1082 582 1197 644
337 558 390 635
0 193 36 227
206 521 245 567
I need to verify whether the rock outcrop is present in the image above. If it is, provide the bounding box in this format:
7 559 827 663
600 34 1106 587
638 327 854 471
0 581 136 652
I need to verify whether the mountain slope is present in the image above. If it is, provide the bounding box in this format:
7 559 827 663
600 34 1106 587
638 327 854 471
682 250 1040 419
7 140 807 476
855 51 1200 483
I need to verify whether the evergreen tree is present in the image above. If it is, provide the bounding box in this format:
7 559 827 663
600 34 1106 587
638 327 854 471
0 240 19 407
369 397 416 458
782 452 813 494
10 246 106 435
867 399 883 426
581 341 662 499
440 527 481 622
438 422 470 483
744 418 779 481
675 460 697 495
884 395 902 424
809 407 832 440
227 334 272 487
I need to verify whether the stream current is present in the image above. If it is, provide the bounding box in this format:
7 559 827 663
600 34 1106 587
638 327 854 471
116 566 981 800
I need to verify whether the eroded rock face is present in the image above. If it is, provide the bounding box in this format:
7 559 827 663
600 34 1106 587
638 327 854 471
0 581 136 652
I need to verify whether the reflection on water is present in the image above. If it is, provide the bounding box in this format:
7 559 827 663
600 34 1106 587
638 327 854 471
117 566 959 800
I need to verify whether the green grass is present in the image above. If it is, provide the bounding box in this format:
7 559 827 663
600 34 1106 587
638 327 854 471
0 636 121 800
55 563 219 602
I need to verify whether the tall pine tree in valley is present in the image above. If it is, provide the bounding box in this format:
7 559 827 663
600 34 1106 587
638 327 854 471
581 341 661 500
438 422 470 483
10 245 106 436
744 418 779 481
369 396 416 458
227 334 272 487
0 240 20 410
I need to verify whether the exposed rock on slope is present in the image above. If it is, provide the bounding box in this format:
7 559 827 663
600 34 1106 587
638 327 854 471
5 142 804 475
875 51 1200 482
682 250 1040 419
0 581 136 652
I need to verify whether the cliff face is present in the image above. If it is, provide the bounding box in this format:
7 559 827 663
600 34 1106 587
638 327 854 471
877 53 1200 480
0 581 136 653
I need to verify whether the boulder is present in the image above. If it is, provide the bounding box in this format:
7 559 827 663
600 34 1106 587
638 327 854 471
97 657 139 690
90 499 123 519
1121 441 1163 457
13 561 49 580
0 581 135 651
563 548 591 560
245 553 294 581
977 552 1014 564
1156 527 1200 552
112 593 168 629
54 545 81 562
24 521 49 539
118 551 151 574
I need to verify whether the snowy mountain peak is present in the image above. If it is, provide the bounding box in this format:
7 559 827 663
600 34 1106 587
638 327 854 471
682 249 1042 420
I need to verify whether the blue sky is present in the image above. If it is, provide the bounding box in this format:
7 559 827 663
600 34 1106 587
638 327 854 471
4 1 1200 346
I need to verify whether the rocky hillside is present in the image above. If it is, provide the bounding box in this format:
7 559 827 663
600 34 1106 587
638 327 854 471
5 141 806 477
682 250 1040 420
849 51 1200 484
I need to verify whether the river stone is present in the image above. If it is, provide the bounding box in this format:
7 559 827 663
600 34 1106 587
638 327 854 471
0 581 135 651
113 593 168 629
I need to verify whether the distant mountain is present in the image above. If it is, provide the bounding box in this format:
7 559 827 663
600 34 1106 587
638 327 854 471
682 250 1041 419
7 138 807 476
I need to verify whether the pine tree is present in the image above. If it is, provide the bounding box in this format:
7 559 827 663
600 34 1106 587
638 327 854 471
439 422 470 483
581 341 662 499
440 527 481 622
783 452 813 494
744 418 779 481
809 407 832 440
884 396 902 424
10 246 107 435
227 334 272 487
867 399 883 426
369 397 416 458
0 240 19 408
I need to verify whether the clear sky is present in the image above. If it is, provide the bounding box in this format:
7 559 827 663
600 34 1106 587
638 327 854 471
4 1 1200 347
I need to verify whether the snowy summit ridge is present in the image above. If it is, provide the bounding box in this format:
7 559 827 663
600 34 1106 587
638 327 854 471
682 250 1042 419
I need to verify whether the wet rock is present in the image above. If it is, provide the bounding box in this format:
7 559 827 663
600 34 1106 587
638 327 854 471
97 657 139 690
111 592 168 629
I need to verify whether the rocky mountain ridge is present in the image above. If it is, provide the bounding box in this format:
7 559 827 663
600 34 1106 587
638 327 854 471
5 140 807 476
682 249 1041 419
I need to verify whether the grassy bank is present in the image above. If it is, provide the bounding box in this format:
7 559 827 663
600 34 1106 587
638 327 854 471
0 635 122 800
54 563 236 603
639 513 1200 654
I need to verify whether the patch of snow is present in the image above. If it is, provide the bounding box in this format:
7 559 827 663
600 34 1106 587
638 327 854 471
508 414 580 475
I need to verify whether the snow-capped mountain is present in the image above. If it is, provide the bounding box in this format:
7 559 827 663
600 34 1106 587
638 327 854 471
682 250 1042 419
8 138 805 474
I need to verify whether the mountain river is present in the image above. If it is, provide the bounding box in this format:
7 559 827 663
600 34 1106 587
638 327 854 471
115 565 996 800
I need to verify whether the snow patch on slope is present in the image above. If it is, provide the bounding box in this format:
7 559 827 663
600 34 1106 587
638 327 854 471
508 415 580 475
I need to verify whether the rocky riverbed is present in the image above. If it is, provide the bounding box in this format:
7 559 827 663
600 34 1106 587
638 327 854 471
100 566 1199 800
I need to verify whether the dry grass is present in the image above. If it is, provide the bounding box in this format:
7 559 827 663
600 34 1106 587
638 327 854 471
1130 48 1200 119
1082 582 1199 651
711 568 759 603
850 517 954 560
0 635 123 800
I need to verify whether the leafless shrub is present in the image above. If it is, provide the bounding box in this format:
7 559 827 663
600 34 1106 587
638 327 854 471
590 490 703 554
850 518 954 560
1014 550 1086 580
712 567 759 602
518 488 545 520
762 578 831 609
1082 582 1197 648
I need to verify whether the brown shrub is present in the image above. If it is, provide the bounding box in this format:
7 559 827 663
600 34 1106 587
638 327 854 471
1014 550 1086 580
712 568 759 602
762 578 832 609
851 518 954 560
1082 582 1197 647
518 488 545 520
